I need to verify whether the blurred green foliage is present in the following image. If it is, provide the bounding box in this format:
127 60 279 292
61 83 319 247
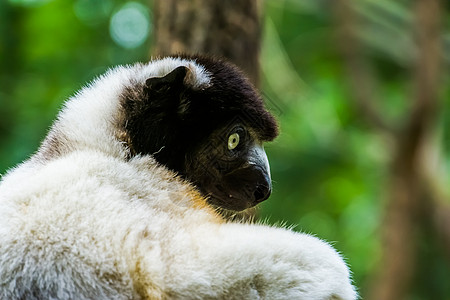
1 0 449 298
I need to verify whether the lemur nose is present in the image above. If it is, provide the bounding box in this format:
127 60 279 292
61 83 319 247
253 183 271 203
247 168 271 204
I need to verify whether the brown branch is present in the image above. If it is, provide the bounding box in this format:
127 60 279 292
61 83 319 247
419 134 450 260
335 0 443 298
334 0 396 134
367 0 442 299
432 200 450 261
422 167 450 261
407 0 441 135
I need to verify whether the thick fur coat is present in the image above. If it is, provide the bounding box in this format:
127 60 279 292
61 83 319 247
0 56 357 299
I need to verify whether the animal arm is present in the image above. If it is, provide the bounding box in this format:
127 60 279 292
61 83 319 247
137 222 356 299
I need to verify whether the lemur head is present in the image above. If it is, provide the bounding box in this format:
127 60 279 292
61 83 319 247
120 55 278 211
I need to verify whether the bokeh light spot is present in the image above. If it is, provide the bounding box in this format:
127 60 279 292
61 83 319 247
109 2 151 49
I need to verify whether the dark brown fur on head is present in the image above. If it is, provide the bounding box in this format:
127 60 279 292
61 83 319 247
120 54 278 175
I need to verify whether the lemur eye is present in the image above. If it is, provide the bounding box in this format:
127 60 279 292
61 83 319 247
228 133 240 150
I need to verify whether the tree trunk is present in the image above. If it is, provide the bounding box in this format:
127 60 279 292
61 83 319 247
153 0 262 85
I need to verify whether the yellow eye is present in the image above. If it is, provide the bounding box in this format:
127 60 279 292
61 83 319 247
228 133 240 150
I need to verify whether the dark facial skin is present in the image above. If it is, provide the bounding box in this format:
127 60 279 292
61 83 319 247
184 122 272 211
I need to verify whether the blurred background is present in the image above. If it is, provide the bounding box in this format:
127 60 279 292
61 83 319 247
1 0 449 299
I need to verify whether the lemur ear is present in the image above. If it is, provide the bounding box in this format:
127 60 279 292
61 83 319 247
145 66 189 92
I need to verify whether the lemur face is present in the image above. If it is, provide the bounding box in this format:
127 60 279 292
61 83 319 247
121 56 278 211
184 121 272 211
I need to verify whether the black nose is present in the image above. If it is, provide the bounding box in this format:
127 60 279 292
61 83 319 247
249 167 272 203
253 183 271 203
221 165 272 210
243 166 271 204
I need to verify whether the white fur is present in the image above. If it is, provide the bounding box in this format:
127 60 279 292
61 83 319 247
0 58 357 299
